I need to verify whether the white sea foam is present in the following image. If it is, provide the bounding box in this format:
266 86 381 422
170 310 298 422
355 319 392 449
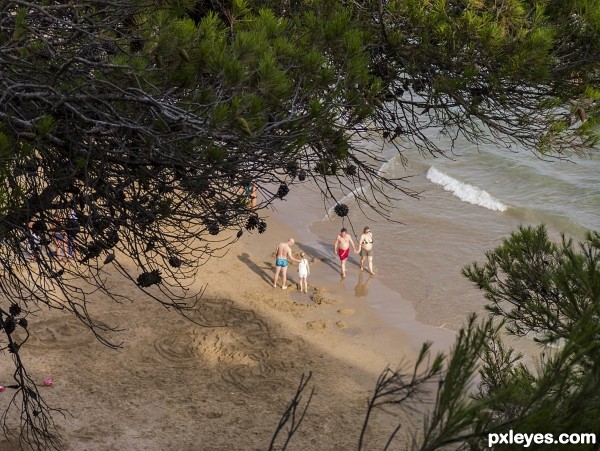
324 186 367 220
377 154 404 177
426 167 508 212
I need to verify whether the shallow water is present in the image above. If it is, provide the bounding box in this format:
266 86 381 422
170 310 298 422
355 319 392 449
270 134 599 358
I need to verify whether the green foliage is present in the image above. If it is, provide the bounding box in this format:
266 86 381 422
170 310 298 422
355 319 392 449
34 115 56 138
463 225 600 344
381 227 600 450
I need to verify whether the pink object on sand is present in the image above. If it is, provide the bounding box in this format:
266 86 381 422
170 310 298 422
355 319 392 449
43 377 53 387
0 386 5 392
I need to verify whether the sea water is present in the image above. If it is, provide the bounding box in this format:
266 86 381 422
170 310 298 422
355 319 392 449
272 134 600 338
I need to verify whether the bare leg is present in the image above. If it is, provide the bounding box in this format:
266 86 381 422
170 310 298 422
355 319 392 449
368 256 375 275
282 267 289 289
273 266 281 287
360 256 365 271
341 259 347 277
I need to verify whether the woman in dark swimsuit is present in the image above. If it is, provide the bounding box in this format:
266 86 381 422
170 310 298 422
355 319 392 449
358 226 375 275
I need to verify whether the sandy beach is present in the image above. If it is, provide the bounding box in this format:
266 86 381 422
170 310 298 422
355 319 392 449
0 211 452 451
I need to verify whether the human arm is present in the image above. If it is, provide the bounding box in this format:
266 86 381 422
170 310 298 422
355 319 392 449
356 234 365 253
287 247 300 263
350 236 359 253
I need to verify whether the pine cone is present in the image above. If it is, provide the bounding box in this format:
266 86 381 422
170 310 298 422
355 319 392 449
137 270 162 287
207 221 219 236
9 304 21 317
168 257 182 268
276 183 289 199
246 214 259 231
334 204 349 217
3 316 16 335
257 220 267 234
344 165 357 176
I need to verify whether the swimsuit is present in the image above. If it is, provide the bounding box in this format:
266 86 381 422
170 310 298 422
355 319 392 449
276 258 288 267
338 248 350 261
298 259 309 278
360 233 373 257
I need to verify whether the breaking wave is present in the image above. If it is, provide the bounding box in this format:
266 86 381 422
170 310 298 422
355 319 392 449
426 167 508 212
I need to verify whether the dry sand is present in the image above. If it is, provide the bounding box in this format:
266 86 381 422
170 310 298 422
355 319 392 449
0 217 430 451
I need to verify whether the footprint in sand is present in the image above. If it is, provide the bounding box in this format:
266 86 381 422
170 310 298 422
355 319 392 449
306 320 327 330
335 321 348 329
27 320 95 349
337 308 355 316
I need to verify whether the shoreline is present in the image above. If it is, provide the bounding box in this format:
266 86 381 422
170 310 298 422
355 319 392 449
264 186 457 357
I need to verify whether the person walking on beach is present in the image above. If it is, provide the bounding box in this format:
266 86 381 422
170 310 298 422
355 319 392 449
26 220 41 261
65 208 80 259
239 182 258 209
358 226 375 275
297 252 310 293
273 238 300 289
334 228 358 278
51 215 70 261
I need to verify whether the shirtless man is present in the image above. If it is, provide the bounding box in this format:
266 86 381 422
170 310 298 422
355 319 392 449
333 228 358 277
273 238 300 289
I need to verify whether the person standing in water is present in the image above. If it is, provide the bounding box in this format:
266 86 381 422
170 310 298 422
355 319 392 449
333 228 358 278
357 226 375 275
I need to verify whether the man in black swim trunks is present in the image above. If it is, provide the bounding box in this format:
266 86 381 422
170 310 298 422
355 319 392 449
273 238 300 289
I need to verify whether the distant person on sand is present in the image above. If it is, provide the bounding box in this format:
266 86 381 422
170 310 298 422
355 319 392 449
242 183 258 208
65 208 80 259
334 228 358 278
297 252 310 293
357 226 375 275
273 238 300 289
26 221 41 261
51 215 70 261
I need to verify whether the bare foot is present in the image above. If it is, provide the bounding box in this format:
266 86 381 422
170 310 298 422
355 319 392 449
273 283 277 288
282 285 288 290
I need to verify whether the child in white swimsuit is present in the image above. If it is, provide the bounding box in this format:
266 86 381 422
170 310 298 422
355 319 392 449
298 252 310 293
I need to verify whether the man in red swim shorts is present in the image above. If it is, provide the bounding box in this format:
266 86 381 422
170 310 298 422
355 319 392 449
333 228 358 278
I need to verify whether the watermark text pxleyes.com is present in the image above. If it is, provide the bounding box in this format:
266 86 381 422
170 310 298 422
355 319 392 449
488 430 596 448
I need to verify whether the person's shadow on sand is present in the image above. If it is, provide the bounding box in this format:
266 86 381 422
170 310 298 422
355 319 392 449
354 271 374 298
238 252 274 285
296 241 340 273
